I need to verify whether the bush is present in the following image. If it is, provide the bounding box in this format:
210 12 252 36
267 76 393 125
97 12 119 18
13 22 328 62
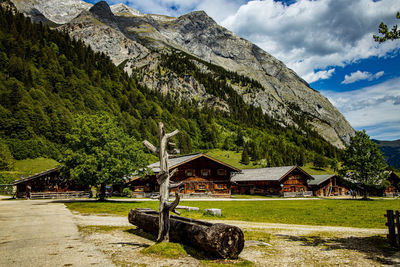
122 187 133 197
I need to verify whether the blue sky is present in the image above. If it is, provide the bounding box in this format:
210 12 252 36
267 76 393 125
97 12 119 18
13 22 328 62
85 0 400 141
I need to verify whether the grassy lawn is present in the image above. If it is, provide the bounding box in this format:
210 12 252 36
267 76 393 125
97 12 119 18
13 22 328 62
14 157 59 176
66 199 400 229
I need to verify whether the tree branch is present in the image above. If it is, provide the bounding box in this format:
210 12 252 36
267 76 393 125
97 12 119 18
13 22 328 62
164 192 181 215
165 129 179 139
143 140 158 154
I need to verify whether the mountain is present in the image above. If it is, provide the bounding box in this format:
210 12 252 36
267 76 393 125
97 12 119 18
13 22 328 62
0 4 341 168
374 140 400 169
9 0 355 149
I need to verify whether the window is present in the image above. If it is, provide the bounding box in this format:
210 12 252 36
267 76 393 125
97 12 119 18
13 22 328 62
185 169 195 177
134 186 144 192
201 169 210 177
198 184 206 190
217 169 226 176
216 184 225 189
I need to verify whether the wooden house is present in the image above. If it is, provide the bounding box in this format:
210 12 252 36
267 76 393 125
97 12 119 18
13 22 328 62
230 166 314 196
127 153 241 197
12 168 89 199
309 174 349 197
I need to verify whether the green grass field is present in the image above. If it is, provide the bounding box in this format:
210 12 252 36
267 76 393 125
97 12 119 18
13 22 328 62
66 199 400 229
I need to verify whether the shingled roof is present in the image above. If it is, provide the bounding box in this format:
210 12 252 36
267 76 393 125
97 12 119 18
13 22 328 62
308 174 336 186
231 166 313 182
147 153 241 173
11 167 59 185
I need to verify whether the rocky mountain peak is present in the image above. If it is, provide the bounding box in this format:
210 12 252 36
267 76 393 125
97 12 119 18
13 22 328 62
89 1 119 29
110 3 141 17
89 1 112 20
179 10 216 25
11 0 91 24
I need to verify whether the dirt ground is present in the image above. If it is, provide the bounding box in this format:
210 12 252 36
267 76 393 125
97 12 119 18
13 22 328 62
0 199 115 267
1 197 399 267
72 212 400 267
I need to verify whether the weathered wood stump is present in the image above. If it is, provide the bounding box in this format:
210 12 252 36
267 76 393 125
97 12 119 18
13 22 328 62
128 208 244 259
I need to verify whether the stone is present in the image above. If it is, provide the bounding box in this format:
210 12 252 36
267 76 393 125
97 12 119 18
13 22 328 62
176 206 200 211
204 208 222 216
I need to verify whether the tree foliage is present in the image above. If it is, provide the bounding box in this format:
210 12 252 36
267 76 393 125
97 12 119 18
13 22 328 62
61 113 148 199
0 139 14 170
340 130 388 199
374 12 400 42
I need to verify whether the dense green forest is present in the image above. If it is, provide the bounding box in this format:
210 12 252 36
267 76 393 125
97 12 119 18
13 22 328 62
0 6 340 170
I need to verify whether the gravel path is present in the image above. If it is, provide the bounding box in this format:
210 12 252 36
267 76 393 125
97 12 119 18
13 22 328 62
0 199 114 267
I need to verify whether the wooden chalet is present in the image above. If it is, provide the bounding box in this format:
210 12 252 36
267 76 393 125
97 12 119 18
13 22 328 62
309 174 349 197
230 166 314 196
127 153 241 197
12 168 89 199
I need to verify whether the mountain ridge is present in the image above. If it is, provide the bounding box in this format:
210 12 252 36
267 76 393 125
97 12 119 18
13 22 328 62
10 0 355 148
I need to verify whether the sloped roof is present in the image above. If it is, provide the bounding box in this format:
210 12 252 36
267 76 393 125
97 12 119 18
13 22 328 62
148 153 241 173
12 167 59 185
309 174 335 186
231 166 312 182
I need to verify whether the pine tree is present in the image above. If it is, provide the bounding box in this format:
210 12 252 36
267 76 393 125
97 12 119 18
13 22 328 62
241 144 250 165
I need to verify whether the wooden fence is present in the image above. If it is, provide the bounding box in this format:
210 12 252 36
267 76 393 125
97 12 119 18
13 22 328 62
385 210 400 247
283 191 313 198
30 191 90 199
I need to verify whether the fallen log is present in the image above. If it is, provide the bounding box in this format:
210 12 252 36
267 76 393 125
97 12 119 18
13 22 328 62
128 208 244 259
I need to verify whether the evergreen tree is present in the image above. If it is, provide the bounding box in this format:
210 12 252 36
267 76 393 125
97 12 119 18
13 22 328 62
241 144 250 165
314 154 328 169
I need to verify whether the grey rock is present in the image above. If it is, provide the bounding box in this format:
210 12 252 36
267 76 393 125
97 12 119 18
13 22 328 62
204 208 222 216
176 206 200 211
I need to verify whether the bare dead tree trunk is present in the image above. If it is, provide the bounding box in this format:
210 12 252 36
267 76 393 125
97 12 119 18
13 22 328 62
129 208 245 259
143 122 179 242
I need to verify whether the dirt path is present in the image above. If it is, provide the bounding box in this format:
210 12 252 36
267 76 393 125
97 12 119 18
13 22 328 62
0 199 114 267
72 213 400 266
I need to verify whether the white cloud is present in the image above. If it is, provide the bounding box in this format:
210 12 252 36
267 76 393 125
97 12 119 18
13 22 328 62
341 70 385 84
221 0 400 83
321 77 400 140
304 68 335 83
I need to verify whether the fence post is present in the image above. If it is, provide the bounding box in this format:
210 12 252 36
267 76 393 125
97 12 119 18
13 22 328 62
386 210 397 247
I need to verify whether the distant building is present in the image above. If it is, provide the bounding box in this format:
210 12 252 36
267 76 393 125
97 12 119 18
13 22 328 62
231 166 314 196
127 153 241 197
309 174 349 197
12 168 89 199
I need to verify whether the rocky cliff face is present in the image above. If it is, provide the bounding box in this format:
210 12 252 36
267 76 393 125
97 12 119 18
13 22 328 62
11 0 355 148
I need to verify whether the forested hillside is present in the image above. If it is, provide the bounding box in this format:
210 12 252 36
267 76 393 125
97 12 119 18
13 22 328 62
0 6 340 168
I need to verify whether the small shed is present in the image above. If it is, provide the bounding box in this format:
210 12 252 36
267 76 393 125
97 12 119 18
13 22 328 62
231 166 314 196
309 174 349 197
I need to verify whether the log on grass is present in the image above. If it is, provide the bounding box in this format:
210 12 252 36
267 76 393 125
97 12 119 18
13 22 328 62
128 208 244 259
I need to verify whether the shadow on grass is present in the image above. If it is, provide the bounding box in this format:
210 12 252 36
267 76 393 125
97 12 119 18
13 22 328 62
278 234 399 265
124 228 226 261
